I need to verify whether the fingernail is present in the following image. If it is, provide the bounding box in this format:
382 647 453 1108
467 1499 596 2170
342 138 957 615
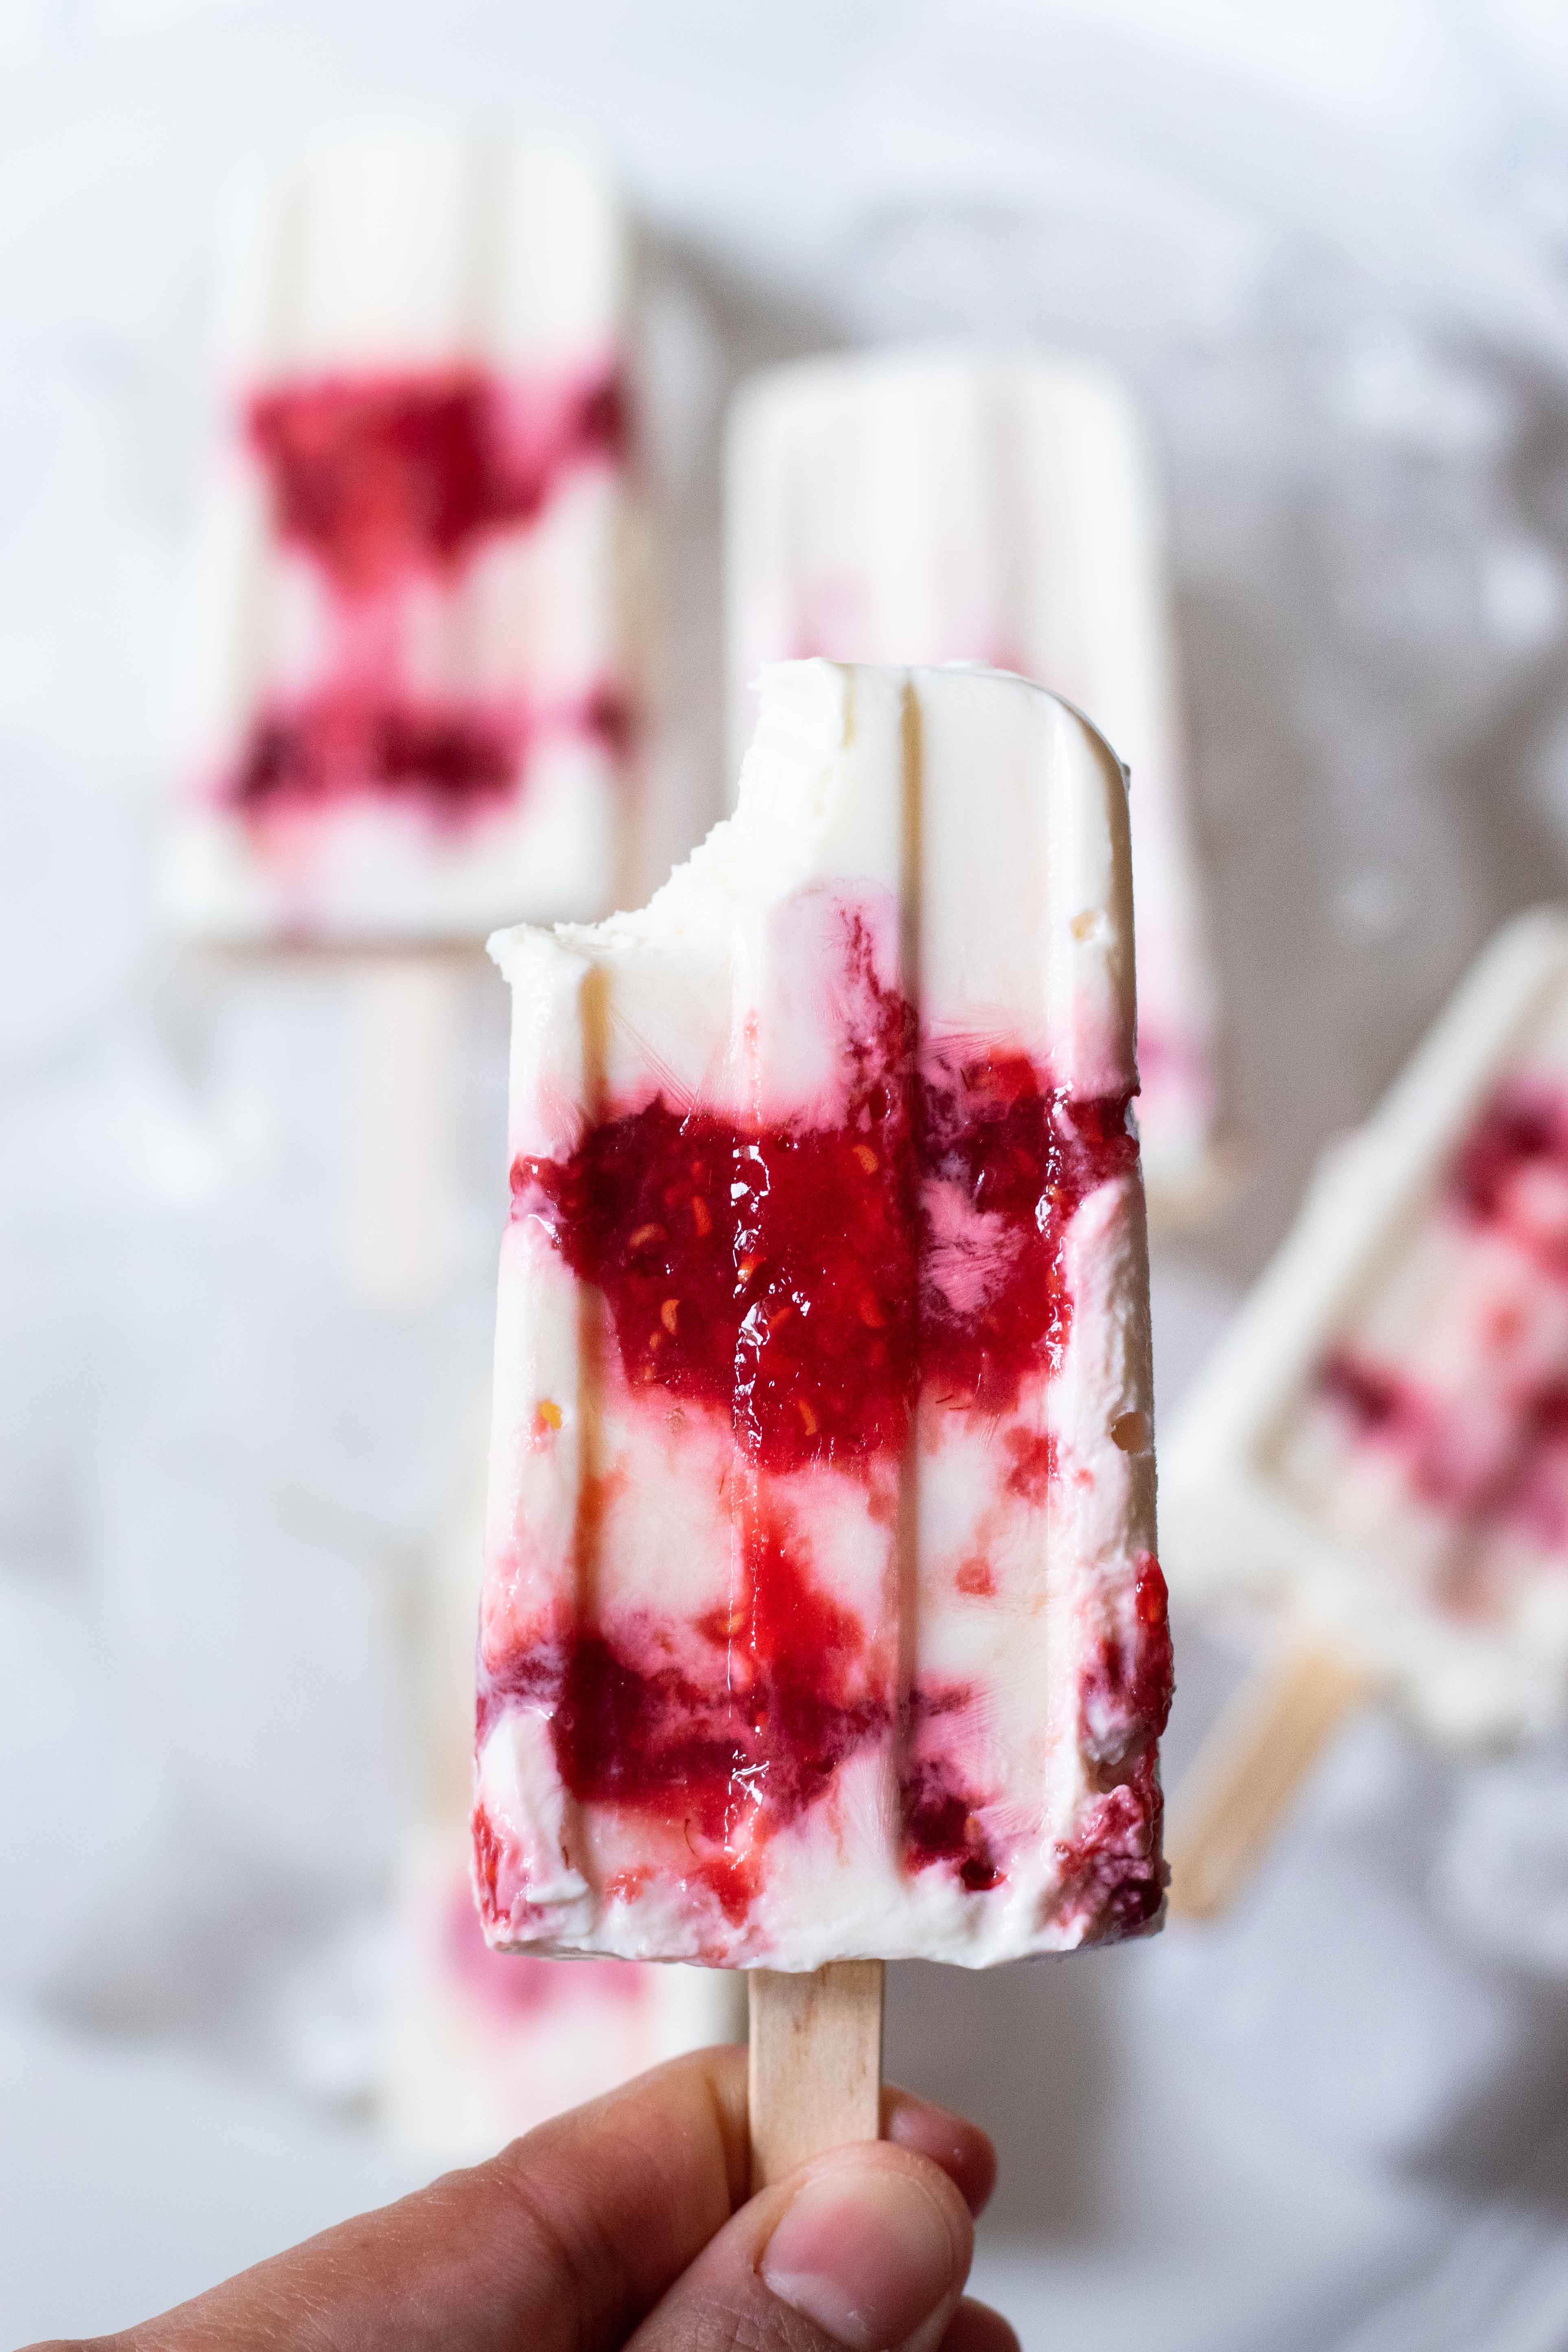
761 2154 963 2350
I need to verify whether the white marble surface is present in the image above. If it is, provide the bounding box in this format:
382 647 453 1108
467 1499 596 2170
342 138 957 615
6 2 1568 2345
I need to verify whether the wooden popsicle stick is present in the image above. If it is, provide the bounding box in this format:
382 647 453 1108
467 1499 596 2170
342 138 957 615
1164 1638 1371 1921
748 1962 885 2192
345 953 467 1308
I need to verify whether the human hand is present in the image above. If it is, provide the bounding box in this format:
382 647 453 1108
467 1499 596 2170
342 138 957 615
29 2044 1017 2352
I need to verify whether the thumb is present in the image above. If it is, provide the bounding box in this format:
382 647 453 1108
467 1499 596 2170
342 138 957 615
625 2139 1017 2352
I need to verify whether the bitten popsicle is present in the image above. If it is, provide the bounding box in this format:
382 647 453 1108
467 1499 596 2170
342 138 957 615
1163 910 1568 1912
725 352 1221 1220
167 132 639 945
473 663 1169 2030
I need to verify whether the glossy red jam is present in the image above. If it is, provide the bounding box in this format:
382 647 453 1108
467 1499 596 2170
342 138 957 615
512 957 1136 1474
565 1509 890 1921
480 1499 892 1925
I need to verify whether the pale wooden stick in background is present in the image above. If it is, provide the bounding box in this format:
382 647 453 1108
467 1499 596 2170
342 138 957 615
1164 1639 1369 1921
345 953 470 1309
748 1962 885 2192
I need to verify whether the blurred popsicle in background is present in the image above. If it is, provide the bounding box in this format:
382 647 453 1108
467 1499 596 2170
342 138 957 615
1163 909 1568 1911
725 350 1222 1223
155 131 736 2148
166 130 639 946
162 131 644 1309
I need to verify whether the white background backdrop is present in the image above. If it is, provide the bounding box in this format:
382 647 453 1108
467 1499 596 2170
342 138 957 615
7 2 1568 2344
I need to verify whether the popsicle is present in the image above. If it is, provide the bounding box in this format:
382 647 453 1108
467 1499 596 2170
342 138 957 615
166 132 638 945
1163 909 1568 1910
725 351 1220 1220
473 661 1169 2073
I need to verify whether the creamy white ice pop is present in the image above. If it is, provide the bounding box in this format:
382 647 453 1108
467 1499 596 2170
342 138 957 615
167 134 638 944
1165 908 1568 1744
474 659 1168 1970
725 351 1220 1218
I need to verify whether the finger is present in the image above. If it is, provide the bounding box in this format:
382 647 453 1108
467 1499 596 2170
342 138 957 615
882 2091 998 2219
64 2047 1000 2352
628 2137 977 2352
99 2043 752 2352
939 2299 1022 2352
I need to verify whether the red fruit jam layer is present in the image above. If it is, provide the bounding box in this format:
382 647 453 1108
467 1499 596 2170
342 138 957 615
1068 1553 1173 1934
246 363 626 596
900 1687 1007 1894
478 1544 1167 1937
1320 1352 1568 1557
223 682 631 825
484 911 1154 1930
1316 1081 1568 1564
482 1502 896 1928
511 934 1137 1475
1450 1082 1568 1273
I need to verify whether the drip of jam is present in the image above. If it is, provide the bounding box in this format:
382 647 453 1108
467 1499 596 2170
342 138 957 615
246 364 627 595
225 684 630 823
